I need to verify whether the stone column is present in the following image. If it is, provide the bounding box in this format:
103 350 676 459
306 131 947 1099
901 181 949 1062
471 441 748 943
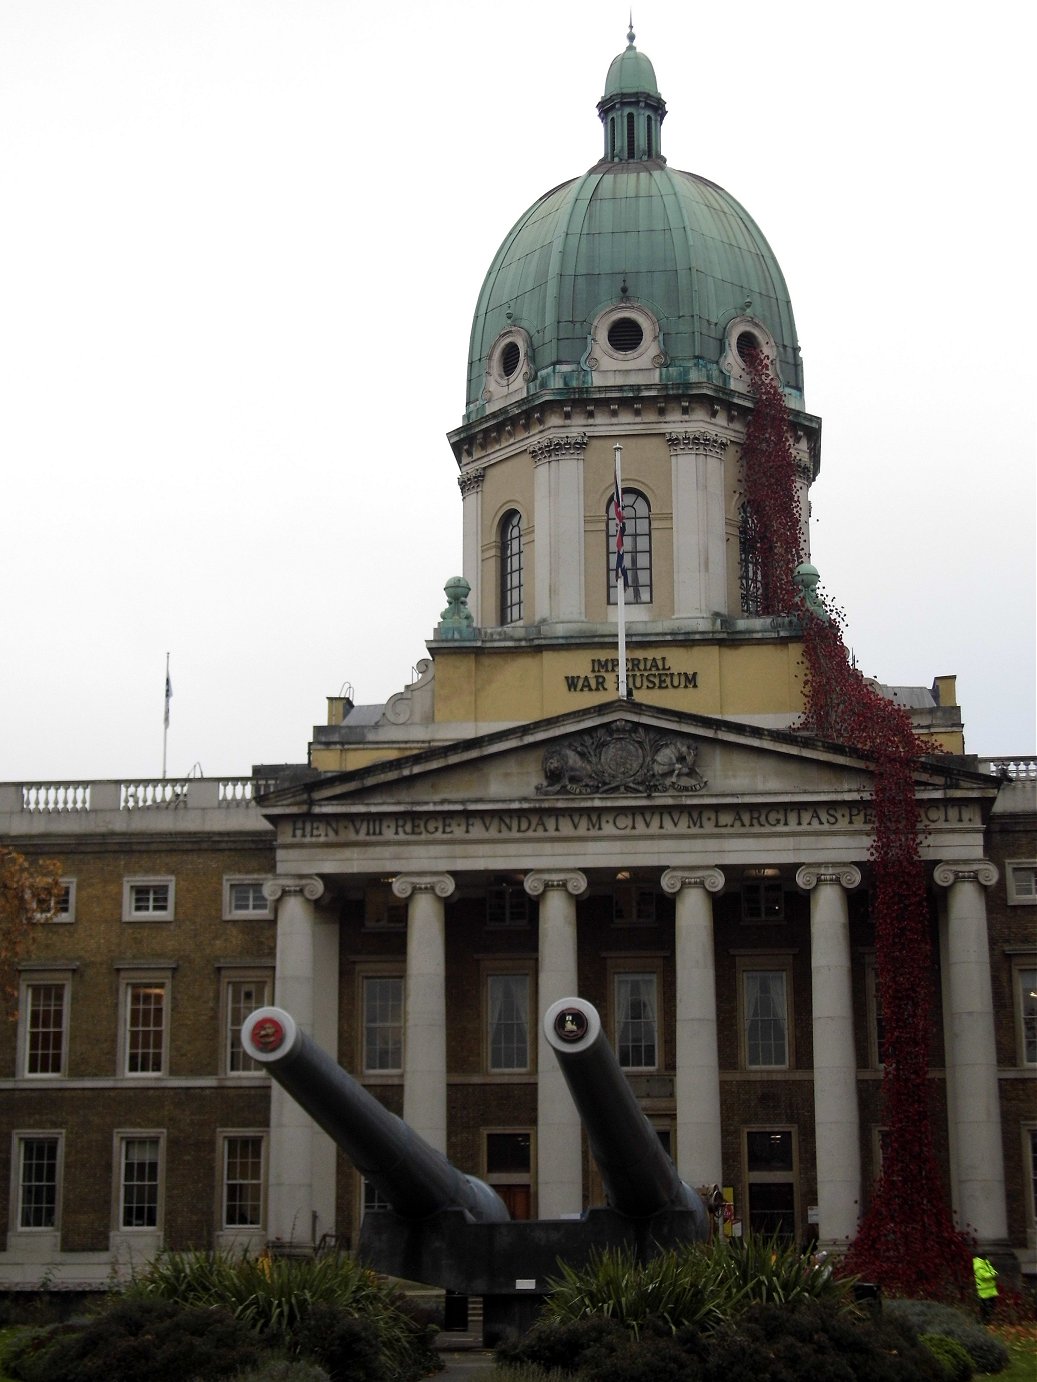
934 861 1009 1245
530 434 587 623
458 467 485 624
264 875 329 1248
667 430 729 617
661 867 725 1187
796 864 862 1249
525 868 587 1217
392 873 455 1154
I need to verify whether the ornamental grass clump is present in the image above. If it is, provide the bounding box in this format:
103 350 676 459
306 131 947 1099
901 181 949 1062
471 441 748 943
129 1249 437 1381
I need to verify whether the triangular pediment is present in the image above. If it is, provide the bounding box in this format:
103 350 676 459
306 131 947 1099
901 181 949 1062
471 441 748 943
259 701 993 816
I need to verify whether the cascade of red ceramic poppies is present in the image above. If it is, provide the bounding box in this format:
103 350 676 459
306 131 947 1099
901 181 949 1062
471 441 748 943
741 351 971 1297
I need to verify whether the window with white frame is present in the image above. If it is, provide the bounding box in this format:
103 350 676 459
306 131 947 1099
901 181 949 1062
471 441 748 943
53 879 76 923
865 957 886 1069
221 1134 265 1229
499 510 524 625
613 884 656 926
1007 862 1037 905
15 1134 62 1230
362 975 403 1074
20 977 69 1077
223 974 272 1073
1017 965 1037 1066
487 973 530 1072
222 877 273 921
741 878 785 923
121 979 168 1075
741 967 791 1069
122 877 175 922
118 1134 162 1229
615 972 658 1069
486 882 531 928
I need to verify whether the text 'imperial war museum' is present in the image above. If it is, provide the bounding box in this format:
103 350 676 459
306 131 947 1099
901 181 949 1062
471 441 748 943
2 27 1034 1296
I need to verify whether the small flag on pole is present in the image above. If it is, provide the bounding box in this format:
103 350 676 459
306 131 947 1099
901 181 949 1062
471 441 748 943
612 460 628 590
164 664 173 729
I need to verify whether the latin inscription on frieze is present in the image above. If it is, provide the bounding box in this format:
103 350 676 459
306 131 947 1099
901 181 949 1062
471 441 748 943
284 800 976 842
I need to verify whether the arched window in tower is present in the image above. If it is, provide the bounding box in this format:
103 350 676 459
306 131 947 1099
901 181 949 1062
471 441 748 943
610 116 616 159
499 510 523 625
607 490 652 605
626 111 636 160
738 502 762 615
646 116 654 159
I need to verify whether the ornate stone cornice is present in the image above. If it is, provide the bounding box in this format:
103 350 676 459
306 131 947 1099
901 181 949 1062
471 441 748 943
933 860 999 889
661 866 725 895
391 873 456 901
528 432 589 465
263 875 325 904
523 869 588 898
457 466 485 497
795 864 862 891
666 430 728 458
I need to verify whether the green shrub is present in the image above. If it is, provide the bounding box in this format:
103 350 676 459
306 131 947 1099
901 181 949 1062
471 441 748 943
884 1300 1009 1375
130 1249 436 1381
919 1333 974 1381
227 1363 330 1382
542 1245 725 1338
700 1301 945 1382
496 1314 625 1373
4 1295 266 1382
588 1330 696 1382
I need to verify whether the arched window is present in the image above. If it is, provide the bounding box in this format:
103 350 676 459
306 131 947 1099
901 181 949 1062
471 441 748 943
607 489 652 605
499 510 523 624
609 116 616 159
626 111 636 160
738 502 762 615
646 116 654 159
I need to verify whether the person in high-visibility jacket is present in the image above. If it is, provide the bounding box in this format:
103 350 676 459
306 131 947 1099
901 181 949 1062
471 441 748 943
972 1254 998 1321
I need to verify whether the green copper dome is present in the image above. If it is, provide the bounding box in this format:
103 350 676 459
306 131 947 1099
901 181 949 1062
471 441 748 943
464 31 802 420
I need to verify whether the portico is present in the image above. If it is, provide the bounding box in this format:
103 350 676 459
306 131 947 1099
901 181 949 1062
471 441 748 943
259 701 1007 1253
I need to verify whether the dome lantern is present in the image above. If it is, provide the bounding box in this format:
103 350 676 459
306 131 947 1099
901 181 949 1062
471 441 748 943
597 23 666 163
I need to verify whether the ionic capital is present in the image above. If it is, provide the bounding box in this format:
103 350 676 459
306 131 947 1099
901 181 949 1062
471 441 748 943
263 875 325 904
933 860 999 890
523 869 588 898
661 866 725 895
795 864 862 892
391 873 456 901
666 429 729 458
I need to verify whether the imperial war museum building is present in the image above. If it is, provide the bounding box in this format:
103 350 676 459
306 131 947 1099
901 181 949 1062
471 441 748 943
1 28 1034 1295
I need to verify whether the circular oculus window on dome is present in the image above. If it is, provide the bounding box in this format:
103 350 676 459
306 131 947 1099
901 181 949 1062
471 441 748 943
607 316 645 353
500 340 521 378
736 330 762 364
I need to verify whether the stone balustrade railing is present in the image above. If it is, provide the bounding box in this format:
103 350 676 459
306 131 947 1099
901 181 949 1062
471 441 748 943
7 777 258 814
977 757 1037 781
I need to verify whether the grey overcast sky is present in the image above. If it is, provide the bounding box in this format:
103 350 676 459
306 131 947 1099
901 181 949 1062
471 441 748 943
1 0 1033 783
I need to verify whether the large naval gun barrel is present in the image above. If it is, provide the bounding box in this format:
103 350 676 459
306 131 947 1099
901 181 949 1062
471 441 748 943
241 1007 509 1224
544 996 707 1229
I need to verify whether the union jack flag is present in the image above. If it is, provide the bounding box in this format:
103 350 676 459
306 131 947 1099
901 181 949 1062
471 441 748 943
613 463 628 590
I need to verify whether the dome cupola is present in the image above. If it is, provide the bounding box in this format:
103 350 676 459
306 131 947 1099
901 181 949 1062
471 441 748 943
463 28 803 423
597 22 666 163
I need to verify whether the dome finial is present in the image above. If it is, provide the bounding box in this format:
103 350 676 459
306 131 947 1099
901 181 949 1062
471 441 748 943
627 13 635 47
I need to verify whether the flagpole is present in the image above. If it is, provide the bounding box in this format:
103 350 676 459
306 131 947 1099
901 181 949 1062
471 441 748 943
614 444 628 699
162 652 171 779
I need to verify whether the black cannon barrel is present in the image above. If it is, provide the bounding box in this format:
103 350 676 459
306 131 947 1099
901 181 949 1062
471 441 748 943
242 1007 509 1223
544 996 707 1225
